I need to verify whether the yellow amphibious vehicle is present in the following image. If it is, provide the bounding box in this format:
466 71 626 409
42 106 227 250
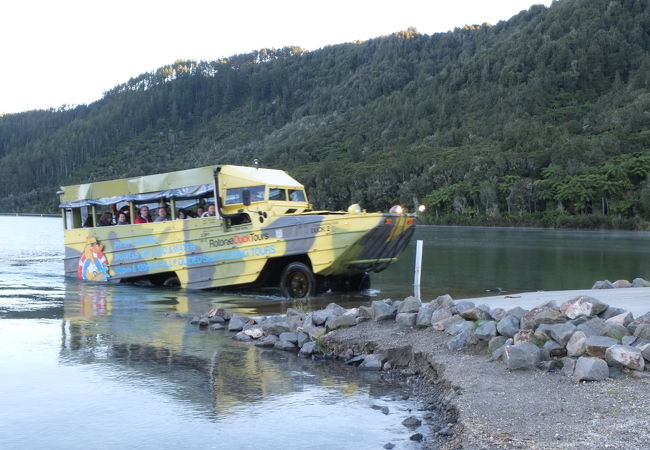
59 164 415 297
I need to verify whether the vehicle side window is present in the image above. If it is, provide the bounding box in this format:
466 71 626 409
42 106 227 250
269 188 286 201
289 189 305 202
225 185 265 205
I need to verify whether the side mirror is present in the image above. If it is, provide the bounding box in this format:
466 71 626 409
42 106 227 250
242 190 251 206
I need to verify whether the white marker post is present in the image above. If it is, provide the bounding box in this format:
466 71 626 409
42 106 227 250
414 240 423 300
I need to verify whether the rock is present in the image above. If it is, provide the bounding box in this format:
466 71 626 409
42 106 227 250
592 280 614 289
210 322 225 330
232 331 252 342
401 416 421 428
430 307 453 324
274 340 297 351
262 320 290 336
577 317 606 337
490 343 509 362
359 354 384 371
634 323 650 339
627 316 650 335
566 331 587 357
208 315 225 324
574 356 609 381
255 334 279 347
538 359 563 372
599 306 627 320
243 328 264 339
521 306 565 329
490 307 507 321
513 329 535 345
560 296 608 319
608 366 622 378
312 309 331 326
381 345 413 367
381 406 389 415
296 332 310 348
561 357 576 376
447 329 473 351
383 443 395 450
460 307 491 321
622 335 637 346
639 343 650 362
299 341 317 356
298 313 326 339
279 332 298 344
632 277 650 288
325 302 346 316
488 336 507 354
504 342 541 370
506 307 528 320
586 335 618 358
416 305 435 327
228 315 245 332
398 296 422 313
612 279 632 288
605 312 634 327
371 300 397 321
198 317 210 327
437 426 453 436
454 301 475 315
286 315 304 332
546 322 577 346
395 312 418 327
410 433 423 442
474 321 497 341
326 314 357 330
496 315 520 338
434 294 454 308
544 340 566 357
285 307 305 319
357 306 373 323
534 323 554 341
446 320 473 336
599 323 628 341
605 345 645 371
345 355 366 366
433 314 463 331
207 308 230 321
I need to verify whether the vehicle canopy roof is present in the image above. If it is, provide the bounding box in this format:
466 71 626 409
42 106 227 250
58 164 304 208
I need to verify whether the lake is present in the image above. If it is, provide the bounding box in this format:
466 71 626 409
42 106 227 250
2 216 650 449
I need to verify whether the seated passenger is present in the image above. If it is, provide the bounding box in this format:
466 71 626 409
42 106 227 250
82 215 94 228
98 212 113 226
135 206 153 224
154 207 170 222
201 204 216 217
176 210 187 220
116 212 129 225
195 206 205 218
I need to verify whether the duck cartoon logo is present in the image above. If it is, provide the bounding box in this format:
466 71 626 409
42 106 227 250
78 237 110 281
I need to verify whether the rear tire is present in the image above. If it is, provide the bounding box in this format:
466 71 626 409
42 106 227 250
280 262 315 298
162 275 180 288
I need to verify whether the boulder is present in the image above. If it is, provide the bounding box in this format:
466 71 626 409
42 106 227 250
489 308 507 321
299 341 317 356
371 300 397 321
599 306 627 320
534 323 554 341
497 315 520 338
632 277 650 288
627 316 650 335
546 322 577 346
504 342 541 370
402 416 422 428
435 294 454 309
446 320 473 336
296 332 310 348
460 307 491 321
599 323 628 341
285 307 306 319
474 321 497 341
207 308 230 321
415 305 435 327
198 317 210 327
262 320 291 336
586 335 618 358
254 334 278 347
359 354 384 371
506 307 528 320
325 302 347 316
634 323 650 340
312 309 331 326
605 312 634 328
577 317 606 337
243 328 264 339
520 306 565 329
592 280 614 289
432 314 463 331
398 296 422 313
638 343 650 362
454 301 475 315
560 296 608 319
274 340 297 351
210 322 225 331
326 314 357 330
612 279 632 288
514 329 535 345
561 357 576 377
447 329 473 351
357 306 373 323
208 315 225 324
430 307 453 324
382 345 413 367
228 315 245 332
622 335 637 346
279 332 298 344
488 336 507 354
605 345 645 371
544 340 566 357
298 313 325 339
574 356 609 381
286 315 304 332
566 331 587 357
395 313 418 327
232 332 252 342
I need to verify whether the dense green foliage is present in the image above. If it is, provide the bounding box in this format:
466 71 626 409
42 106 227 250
2 0 650 229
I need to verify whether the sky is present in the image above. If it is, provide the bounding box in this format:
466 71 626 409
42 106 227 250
0 0 552 114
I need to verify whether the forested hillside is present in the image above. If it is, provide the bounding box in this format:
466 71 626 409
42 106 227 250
2 0 650 229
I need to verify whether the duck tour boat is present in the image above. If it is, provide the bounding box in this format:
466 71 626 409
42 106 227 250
58 164 415 297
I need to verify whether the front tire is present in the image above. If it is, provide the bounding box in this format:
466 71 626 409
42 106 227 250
280 262 315 298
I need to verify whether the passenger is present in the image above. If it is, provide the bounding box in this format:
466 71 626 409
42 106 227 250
201 204 216 217
195 206 205 218
82 215 94 228
176 210 187 220
135 206 153 224
116 212 129 225
98 212 113 227
154 207 170 222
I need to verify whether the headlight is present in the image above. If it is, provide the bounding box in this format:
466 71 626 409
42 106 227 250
418 204 426 213
389 205 403 214
347 203 362 214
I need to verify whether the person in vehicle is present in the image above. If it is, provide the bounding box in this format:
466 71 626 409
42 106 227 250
195 206 205 218
135 206 152 224
98 212 113 226
176 210 187 220
154 207 170 222
201 204 216 217
116 212 129 225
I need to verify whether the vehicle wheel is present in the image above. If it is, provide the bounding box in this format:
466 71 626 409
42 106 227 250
349 272 370 291
280 262 316 298
163 275 180 288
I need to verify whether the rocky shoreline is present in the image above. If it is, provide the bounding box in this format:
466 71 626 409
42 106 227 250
187 292 650 449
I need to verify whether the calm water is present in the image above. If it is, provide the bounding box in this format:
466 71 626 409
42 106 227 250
2 216 650 449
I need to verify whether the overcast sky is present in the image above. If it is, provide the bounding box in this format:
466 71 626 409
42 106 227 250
0 0 552 114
